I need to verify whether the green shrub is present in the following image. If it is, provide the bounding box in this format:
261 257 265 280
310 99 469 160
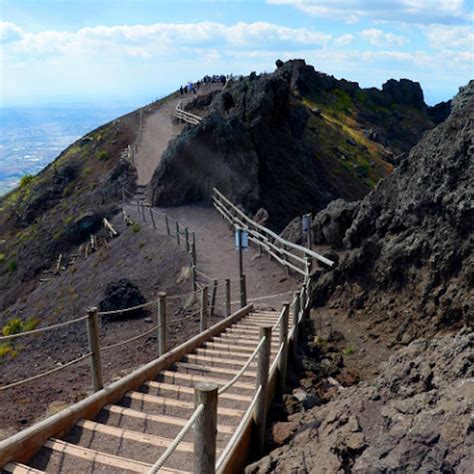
0 343 16 359
7 260 17 272
342 345 355 356
131 223 141 233
0 253 5 264
2 317 39 336
19 174 34 188
98 151 109 161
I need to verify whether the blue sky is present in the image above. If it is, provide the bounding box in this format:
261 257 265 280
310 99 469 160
1 0 473 107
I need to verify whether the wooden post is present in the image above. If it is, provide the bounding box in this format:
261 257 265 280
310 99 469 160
200 286 208 332
86 307 103 392
192 233 197 264
237 228 244 278
192 265 198 291
225 278 231 317
254 325 271 456
292 291 300 359
301 287 307 319
158 292 167 356
175 221 180 245
194 382 218 474
279 303 289 395
149 207 156 230
136 198 141 217
305 256 313 283
185 227 190 253
210 279 218 317
165 215 171 236
141 203 147 222
239 274 247 308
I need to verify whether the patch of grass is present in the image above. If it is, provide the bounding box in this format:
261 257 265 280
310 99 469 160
0 342 17 360
19 174 34 188
97 151 110 161
2 317 40 337
342 345 355 356
0 253 5 264
131 223 141 234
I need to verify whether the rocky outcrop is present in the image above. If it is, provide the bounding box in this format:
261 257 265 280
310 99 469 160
313 81 473 338
246 329 473 473
98 278 146 320
150 59 440 230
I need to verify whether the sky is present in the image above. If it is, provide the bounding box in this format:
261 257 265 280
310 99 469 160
0 0 473 108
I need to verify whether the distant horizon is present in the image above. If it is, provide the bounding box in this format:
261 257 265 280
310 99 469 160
1 0 472 109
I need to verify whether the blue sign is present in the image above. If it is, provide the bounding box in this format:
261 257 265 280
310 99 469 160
235 229 249 249
302 214 311 233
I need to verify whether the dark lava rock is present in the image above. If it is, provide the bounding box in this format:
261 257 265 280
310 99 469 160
246 329 473 473
382 78 425 109
99 278 146 320
428 100 452 125
314 81 474 336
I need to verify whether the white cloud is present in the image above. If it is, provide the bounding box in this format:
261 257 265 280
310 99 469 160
2 21 332 58
335 34 354 45
0 21 24 43
267 0 470 24
360 28 407 46
425 25 474 50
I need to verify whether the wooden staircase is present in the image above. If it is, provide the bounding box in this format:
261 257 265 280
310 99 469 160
2 310 290 474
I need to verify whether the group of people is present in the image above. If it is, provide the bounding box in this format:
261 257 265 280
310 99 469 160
179 74 232 95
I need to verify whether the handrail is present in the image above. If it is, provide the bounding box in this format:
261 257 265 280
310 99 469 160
218 336 266 395
147 403 204 474
215 385 262 471
174 99 202 125
212 188 334 267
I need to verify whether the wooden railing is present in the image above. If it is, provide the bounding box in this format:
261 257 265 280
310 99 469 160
174 99 202 125
212 187 334 276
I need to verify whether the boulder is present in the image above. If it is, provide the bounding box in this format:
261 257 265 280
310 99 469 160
99 279 146 320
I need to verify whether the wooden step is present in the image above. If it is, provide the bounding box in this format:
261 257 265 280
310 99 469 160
102 405 234 435
214 334 280 348
2 463 45 474
125 391 245 417
203 341 278 355
42 438 160 473
142 380 253 402
182 353 258 370
193 346 255 359
76 419 193 452
158 370 255 391
175 361 257 379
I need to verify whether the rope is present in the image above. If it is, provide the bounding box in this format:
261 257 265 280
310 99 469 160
195 269 213 280
272 307 286 331
0 352 92 391
147 403 204 473
98 298 159 316
166 288 201 302
218 337 265 395
215 385 262 471
101 324 160 352
230 290 294 305
270 342 285 374
0 315 88 342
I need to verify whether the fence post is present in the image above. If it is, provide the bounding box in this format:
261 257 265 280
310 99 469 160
254 325 271 456
149 206 156 230
86 307 103 392
192 265 198 291
185 227 190 253
200 286 208 332
292 291 300 359
225 278 231 317
279 303 289 395
175 222 180 245
240 274 247 308
158 292 167 356
210 279 218 317
192 233 197 263
194 382 218 474
301 286 307 319
141 203 147 222
305 256 313 283
165 215 171 236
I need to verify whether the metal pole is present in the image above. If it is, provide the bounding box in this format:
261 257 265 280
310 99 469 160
225 278 231 317
185 227 190 253
254 325 271 457
200 286 208 332
158 292 167 356
279 303 289 395
292 291 300 359
86 307 103 392
210 279 218 317
175 221 180 245
239 274 247 308
149 207 156 230
194 382 218 474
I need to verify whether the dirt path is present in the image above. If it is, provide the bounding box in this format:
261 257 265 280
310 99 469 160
134 84 221 186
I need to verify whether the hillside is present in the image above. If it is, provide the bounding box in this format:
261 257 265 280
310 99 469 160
150 59 443 230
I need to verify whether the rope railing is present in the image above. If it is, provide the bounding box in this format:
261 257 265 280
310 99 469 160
272 307 287 331
0 314 88 342
174 99 203 125
215 385 262 471
270 342 285 374
101 324 160 352
0 352 91 392
147 402 204 474
218 336 266 395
